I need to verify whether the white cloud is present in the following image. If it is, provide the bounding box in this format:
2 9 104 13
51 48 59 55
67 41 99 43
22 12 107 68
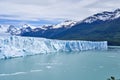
0 0 119 22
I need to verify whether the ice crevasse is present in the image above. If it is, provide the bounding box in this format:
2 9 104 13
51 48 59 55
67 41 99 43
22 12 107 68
0 36 107 59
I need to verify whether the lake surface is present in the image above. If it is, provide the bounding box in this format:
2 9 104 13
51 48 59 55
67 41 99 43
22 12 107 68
0 46 120 80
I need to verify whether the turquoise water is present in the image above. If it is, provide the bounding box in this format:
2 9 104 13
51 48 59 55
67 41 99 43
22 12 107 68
0 46 120 80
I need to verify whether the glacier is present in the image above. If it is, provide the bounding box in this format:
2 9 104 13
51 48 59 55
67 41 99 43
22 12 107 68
0 36 107 59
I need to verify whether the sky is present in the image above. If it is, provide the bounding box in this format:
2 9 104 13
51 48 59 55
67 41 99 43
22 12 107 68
0 0 120 25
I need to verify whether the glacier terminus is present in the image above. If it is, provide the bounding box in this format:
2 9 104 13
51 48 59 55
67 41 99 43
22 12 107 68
0 36 107 59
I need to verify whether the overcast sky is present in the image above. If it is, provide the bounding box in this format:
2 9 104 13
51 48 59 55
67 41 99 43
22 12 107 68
0 0 120 25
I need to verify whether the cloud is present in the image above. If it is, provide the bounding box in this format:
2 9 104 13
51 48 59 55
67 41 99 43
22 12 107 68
0 0 82 6
0 18 61 26
85 0 120 13
0 0 119 25
86 0 120 8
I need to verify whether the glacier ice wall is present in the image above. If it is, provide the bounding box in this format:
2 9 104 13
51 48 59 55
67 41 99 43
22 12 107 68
0 36 107 59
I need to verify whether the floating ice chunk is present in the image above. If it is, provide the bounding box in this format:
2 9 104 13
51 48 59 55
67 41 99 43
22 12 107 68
46 66 52 69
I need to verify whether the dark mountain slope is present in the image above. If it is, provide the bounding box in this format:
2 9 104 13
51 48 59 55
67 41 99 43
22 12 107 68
54 18 120 45
20 9 120 46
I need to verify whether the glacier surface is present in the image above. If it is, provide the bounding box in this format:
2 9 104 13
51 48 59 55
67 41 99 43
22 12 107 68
0 36 107 59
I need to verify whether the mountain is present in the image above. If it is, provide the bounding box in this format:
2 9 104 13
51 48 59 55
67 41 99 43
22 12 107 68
0 9 120 46
20 9 120 45
0 25 11 36
0 24 37 36
53 9 120 46
20 20 77 38
83 9 120 23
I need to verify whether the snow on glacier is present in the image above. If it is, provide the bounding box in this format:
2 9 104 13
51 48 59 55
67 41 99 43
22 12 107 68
0 36 107 59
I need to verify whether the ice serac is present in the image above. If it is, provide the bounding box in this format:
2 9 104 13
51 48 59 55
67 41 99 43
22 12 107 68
0 36 107 59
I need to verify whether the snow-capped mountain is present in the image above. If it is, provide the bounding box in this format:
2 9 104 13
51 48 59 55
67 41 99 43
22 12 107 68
7 25 18 35
20 20 78 38
4 20 77 36
39 20 77 30
0 24 37 36
83 8 120 23
0 25 9 33
22 24 37 29
0 9 120 45
52 20 77 29
20 8 120 35
0 25 11 36
17 24 37 34
2 8 120 36
52 9 120 46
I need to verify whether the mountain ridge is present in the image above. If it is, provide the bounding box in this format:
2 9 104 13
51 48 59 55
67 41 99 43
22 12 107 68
0 9 120 45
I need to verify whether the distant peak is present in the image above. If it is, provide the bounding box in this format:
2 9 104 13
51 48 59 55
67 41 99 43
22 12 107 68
64 20 73 22
83 8 120 23
22 24 30 28
114 8 120 12
52 20 77 29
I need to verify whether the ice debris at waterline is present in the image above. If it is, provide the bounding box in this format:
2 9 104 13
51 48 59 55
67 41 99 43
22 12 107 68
0 36 107 59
